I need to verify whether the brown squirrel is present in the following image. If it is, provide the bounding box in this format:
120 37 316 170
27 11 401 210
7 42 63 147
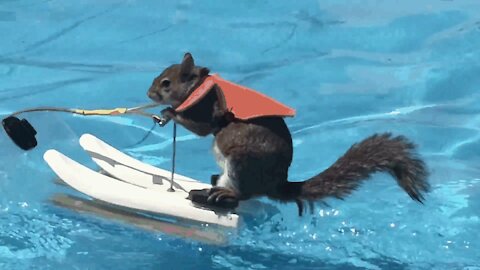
147 53 430 215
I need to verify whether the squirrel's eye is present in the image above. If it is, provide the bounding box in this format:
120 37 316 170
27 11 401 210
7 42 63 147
161 79 171 88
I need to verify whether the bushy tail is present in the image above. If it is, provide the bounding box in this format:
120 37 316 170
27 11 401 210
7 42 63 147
279 133 430 214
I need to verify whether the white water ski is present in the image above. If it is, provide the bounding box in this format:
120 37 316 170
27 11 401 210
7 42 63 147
78 133 272 216
43 149 239 228
78 133 210 192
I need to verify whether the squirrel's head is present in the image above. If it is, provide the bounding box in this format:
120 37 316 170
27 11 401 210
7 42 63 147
148 53 210 107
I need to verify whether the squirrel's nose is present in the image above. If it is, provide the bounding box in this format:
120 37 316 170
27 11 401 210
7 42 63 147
147 91 154 99
148 91 162 102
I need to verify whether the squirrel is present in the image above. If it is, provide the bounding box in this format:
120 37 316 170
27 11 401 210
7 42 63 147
147 53 430 215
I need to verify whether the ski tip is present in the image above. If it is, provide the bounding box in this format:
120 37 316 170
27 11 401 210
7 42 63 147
79 133 96 146
43 149 60 162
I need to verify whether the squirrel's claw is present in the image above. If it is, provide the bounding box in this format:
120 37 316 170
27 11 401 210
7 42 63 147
207 186 239 208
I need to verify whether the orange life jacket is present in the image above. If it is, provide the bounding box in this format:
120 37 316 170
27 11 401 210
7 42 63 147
175 74 295 120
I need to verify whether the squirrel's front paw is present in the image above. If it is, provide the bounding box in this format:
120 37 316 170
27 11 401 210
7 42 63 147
161 107 177 121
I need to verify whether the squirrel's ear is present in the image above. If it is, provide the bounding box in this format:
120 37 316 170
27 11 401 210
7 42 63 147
180 52 194 77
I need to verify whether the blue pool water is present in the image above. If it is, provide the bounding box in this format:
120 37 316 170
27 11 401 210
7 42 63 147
1 0 480 269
